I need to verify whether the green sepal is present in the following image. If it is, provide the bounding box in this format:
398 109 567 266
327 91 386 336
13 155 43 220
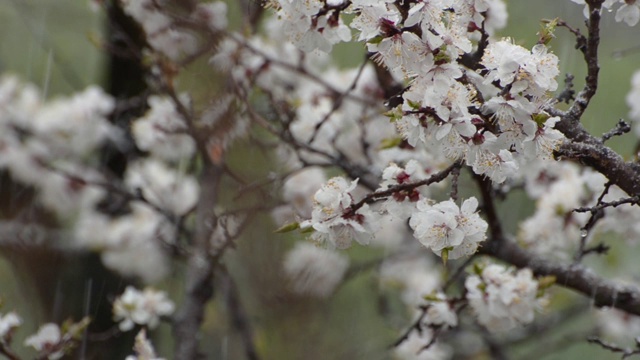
532 112 550 127
441 248 450 266
537 275 556 291
379 137 403 150
300 226 315 234
274 222 300 233
423 292 444 302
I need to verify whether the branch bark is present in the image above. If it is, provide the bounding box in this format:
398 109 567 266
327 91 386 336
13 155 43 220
173 164 221 360
481 238 640 316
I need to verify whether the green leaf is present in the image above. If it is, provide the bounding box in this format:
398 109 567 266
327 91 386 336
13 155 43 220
538 18 559 45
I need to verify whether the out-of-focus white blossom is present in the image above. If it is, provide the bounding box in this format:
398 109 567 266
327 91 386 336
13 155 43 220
30 86 115 155
113 286 175 332
121 0 198 60
282 167 328 218
393 329 451 360
616 1 640 26
283 242 349 298
465 264 541 332
518 163 596 259
569 0 638 26
131 95 196 161
74 204 174 283
0 311 21 340
597 306 640 343
273 0 351 53
627 70 640 138
24 323 64 360
423 294 458 329
193 1 228 31
380 255 440 307
126 159 199 216
410 198 487 259
125 329 166 360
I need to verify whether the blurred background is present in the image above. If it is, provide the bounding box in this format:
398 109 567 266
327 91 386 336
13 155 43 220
0 1 639 359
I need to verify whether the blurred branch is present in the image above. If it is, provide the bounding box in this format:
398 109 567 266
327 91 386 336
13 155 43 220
173 164 221 360
219 267 260 360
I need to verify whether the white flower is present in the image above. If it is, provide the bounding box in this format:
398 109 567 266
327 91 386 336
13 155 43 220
395 113 426 147
0 311 21 340
126 329 166 360
627 70 640 138
121 0 197 60
616 2 640 26
283 242 349 297
569 0 618 19
350 4 400 41
469 148 519 184
393 329 451 360
24 323 64 360
465 264 541 332
113 286 175 332
30 86 115 155
482 40 559 96
125 159 199 216
193 1 228 31
131 95 196 161
301 177 379 249
379 160 426 219
424 294 458 329
380 255 440 307
409 197 488 259
282 167 328 218
275 0 350 53
522 116 564 160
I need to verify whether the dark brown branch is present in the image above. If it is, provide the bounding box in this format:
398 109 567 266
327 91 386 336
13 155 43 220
602 120 631 143
574 195 640 213
566 0 603 123
219 268 260 360
308 58 368 144
0 342 21 360
173 164 221 360
554 141 640 196
480 238 640 317
391 305 430 348
587 336 640 359
348 161 462 213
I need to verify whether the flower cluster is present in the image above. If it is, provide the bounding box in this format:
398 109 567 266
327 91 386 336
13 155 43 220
121 0 228 60
569 0 640 26
23 319 89 360
409 197 488 260
0 311 21 342
24 324 65 360
301 177 379 249
112 286 175 331
126 329 166 360
465 264 542 332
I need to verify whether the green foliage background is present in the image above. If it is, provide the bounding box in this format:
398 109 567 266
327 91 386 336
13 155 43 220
0 1 638 359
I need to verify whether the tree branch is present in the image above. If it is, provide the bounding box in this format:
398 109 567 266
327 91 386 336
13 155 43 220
173 164 221 360
481 238 640 316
